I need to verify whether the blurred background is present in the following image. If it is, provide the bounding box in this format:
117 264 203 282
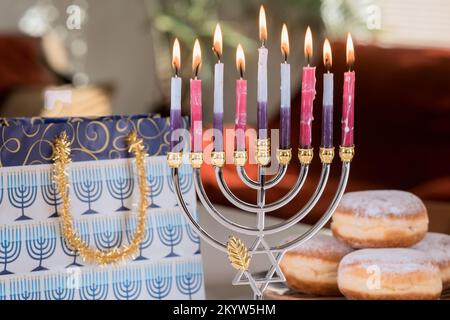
0 0 449 229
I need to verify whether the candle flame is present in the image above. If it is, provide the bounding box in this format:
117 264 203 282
304 26 313 63
192 39 202 76
259 5 267 44
346 33 355 69
172 38 181 75
236 44 245 77
323 38 332 70
281 24 289 61
213 23 222 59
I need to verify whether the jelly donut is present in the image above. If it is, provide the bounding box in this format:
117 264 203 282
413 232 450 289
331 190 428 248
338 248 442 300
280 234 353 296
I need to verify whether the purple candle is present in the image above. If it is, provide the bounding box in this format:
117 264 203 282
279 24 291 149
170 39 182 152
321 39 333 148
257 5 268 139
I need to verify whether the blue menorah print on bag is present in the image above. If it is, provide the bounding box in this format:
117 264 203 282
0 226 21 276
145 263 172 300
166 163 193 207
43 273 76 300
175 261 203 300
7 171 38 221
79 270 109 300
60 220 90 268
0 281 5 300
9 278 41 300
40 171 62 218
72 166 103 215
156 212 183 258
93 217 123 251
105 163 134 212
146 161 164 208
125 215 153 261
25 223 57 272
112 268 142 300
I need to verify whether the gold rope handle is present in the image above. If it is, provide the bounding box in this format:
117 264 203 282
53 131 149 265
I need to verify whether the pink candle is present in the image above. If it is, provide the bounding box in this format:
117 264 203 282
235 79 247 151
190 39 203 153
300 67 316 148
341 33 355 147
190 79 202 152
341 71 355 147
235 44 247 151
300 27 316 148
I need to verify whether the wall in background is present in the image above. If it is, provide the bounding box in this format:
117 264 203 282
0 0 161 115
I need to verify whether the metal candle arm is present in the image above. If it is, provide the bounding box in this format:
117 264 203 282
237 164 288 190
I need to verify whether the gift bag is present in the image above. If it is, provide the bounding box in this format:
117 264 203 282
0 115 205 300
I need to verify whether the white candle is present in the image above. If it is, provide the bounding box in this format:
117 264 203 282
170 39 182 152
257 5 268 139
257 47 268 103
257 47 268 139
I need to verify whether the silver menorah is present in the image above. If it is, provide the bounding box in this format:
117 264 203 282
167 142 354 300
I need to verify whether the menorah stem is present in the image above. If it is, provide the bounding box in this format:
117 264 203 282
256 166 266 232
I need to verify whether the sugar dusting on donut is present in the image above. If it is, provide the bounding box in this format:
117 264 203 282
338 190 426 218
340 248 438 273
285 234 353 259
413 233 450 264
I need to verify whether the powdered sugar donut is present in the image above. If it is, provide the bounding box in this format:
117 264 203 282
338 248 442 300
413 232 450 289
331 190 428 248
280 234 353 296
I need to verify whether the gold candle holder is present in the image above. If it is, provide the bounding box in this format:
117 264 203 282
190 152 204 169
167 152 183 169
211 151 226 167
298 148 314 165
339 145 355 162
233 150 247 167
319 147 335 164
255 139 271 166
276 148 292 165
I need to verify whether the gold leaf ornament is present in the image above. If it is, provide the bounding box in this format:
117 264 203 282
227 236 251 271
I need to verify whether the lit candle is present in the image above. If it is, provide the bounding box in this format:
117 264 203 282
257 5 268 139
170 38 182 152
212 24 224 152
280 24 291 149
341 33 355 147
299 26 316 148
322 38 334 148
190 39 203 153
235 44 247 152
